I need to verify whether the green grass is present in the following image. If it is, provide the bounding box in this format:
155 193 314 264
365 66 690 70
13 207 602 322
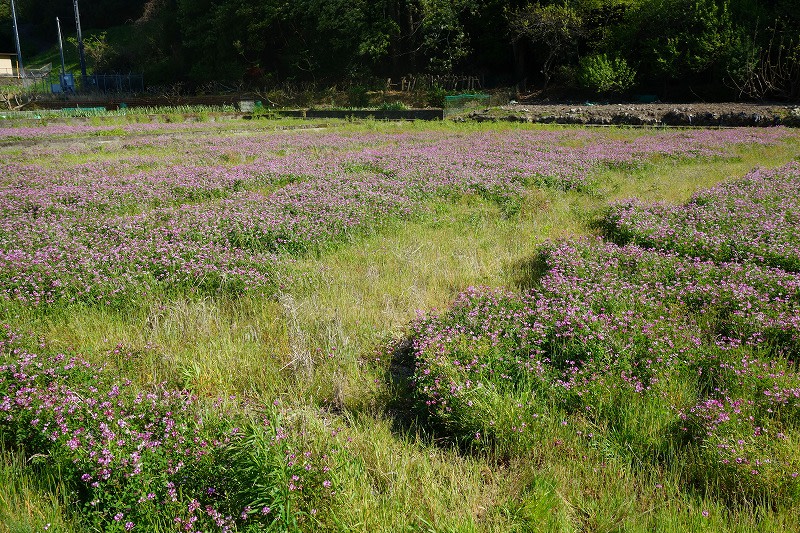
0 447 79 533
1 121 799 531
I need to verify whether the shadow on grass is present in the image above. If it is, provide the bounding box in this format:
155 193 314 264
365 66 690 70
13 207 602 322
380 336 515 462
507 251 551 292
381 336 429 437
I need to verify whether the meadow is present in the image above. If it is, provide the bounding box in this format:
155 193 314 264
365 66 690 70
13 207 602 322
1 117 799 532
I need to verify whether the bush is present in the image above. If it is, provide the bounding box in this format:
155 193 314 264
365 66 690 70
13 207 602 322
347 86 370 108
377 101 408 111
426 85 448 108
578 54 636 94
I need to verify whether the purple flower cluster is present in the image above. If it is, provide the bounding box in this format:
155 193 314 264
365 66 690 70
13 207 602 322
409 235 800 501
405 142 800 503
0 328 344 530
0 121 226 140
604 162 800 271
410 238 797 439
680 388 800 503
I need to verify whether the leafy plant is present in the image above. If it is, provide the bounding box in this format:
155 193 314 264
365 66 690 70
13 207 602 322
377 101 408 111
508 3 586 88
426 85 448 108
346 85 370 108
0 332 348 531
578 54 636 94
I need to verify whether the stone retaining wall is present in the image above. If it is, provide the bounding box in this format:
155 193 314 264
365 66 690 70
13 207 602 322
466 104 800 127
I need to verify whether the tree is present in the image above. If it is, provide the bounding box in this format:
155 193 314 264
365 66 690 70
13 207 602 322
632 0 733 83
8 0 146 41
578 53 635 93
415 0 473 72
727 25 800 101
0 2 11 53
508 3 585 88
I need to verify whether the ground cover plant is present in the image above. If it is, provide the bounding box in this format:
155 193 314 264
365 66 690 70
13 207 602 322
603 162 800 271
408 239 800 502
1 119 800 532
0 328 350 532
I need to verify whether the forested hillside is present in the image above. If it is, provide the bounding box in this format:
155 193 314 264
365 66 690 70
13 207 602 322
2 0 798 100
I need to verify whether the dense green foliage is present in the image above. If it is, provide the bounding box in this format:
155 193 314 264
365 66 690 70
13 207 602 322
1 0 798 98
578 53 636 93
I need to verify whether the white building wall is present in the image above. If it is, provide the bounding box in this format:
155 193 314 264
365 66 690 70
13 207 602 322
0 56 16 77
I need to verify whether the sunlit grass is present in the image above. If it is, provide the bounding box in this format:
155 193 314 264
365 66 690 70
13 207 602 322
0 447 79 533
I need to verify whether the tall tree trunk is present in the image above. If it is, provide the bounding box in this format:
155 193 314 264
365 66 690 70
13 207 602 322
512 40 527 91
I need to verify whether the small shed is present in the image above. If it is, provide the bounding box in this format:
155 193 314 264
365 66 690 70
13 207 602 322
0 53 18 77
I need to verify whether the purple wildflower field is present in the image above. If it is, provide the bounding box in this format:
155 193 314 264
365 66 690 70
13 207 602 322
2 121 799 529
0 124 792 307
408 163 800 506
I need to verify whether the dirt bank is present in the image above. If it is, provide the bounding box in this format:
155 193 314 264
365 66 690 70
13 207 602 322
466 102 800 127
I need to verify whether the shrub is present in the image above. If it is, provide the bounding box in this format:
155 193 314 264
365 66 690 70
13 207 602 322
578 54 636 94
377 101 408 111
346 86 370 108
426 85 448 108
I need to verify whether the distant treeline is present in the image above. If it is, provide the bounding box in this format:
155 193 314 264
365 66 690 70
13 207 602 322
1 0 798 100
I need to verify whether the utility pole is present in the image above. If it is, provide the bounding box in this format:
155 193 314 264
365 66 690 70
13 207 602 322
56 17 67 91
10 0 25 78
73 0 87 86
